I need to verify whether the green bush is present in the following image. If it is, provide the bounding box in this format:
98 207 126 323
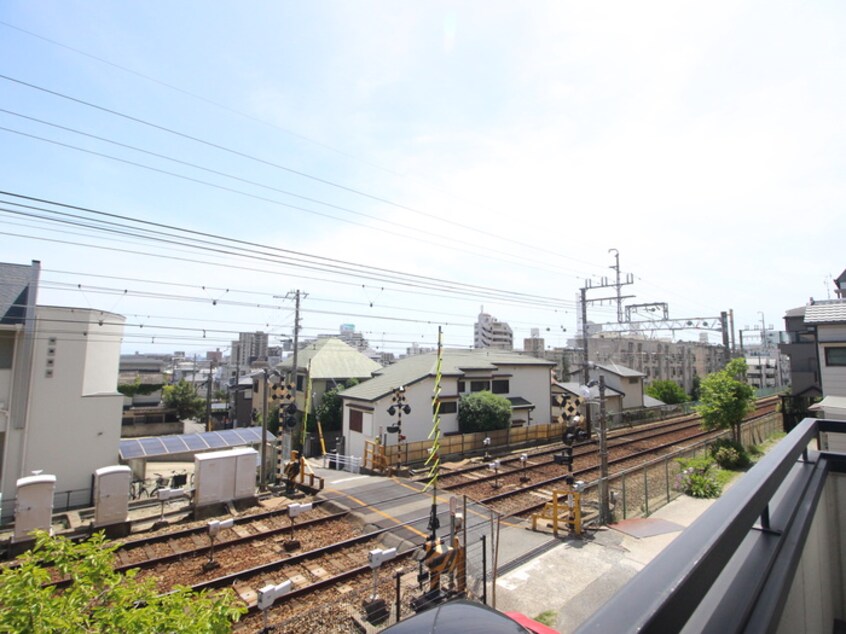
709 438 751 470
676 458 722 498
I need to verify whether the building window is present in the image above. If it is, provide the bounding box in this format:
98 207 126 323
457 381 466 393
296 375 304 391
491 380 509 394
0 332 13 369
470 380 490 392
349 409 363 433
825 347 846 367
436 401 457 414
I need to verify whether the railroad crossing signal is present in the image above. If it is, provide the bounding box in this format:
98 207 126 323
556 394 583 423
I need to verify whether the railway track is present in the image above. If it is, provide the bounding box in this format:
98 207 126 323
438 400 778 517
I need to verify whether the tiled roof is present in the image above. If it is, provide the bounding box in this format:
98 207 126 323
278 338 382 379
804 301 846 324
342 348 554 402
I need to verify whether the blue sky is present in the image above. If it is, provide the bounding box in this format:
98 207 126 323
2 1 844 358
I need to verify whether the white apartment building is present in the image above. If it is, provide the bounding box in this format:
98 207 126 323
1 261 126 518
474 309 514 350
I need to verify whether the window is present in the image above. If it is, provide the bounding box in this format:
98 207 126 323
349 409 363 433
470 380 490 392
491 379 509 394
825 347 846 367
457 381 466 393
296 375 304 391
0 332 13 369
436 401 457 415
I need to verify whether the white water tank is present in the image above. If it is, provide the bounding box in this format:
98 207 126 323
14 474 57 543
93 466 131 528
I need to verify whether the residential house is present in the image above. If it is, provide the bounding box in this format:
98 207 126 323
1 261 125 518
567 361 646 412
277 337 382 415
804 301 846 421
340 349 554 459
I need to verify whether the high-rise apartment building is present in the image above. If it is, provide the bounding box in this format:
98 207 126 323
474 309 514 350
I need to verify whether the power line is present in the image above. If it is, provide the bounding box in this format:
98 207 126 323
0 72 605 272
0 109 577 277
0 192 571 307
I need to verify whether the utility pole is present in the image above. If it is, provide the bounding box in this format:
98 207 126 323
598 375 609 525
285 290 307 453
206 362 214 432
578 251 634 437
609 248 623 323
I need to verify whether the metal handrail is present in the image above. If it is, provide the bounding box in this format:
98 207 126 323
577 417 841 633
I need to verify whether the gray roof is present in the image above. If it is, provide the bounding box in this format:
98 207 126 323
0 261 37 324
342 348 554 403
804 301 846 324
643 394 666 408
567 362 644 379
278 338 382 379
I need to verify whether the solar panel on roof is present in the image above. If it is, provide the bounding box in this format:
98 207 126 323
119 440 146 460
162 436 189 453
183 435 208 451
205 433 228 449
139 437 165 455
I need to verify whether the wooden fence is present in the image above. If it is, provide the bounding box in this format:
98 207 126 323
364 422 568 472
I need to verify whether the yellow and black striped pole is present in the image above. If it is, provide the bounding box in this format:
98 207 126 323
425 327 443 539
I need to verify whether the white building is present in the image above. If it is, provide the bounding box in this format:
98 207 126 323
340 349 554 459
474 309 514 350
805 301 846 420
1 262 126 518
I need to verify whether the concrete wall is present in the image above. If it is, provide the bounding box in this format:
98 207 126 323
21 307 125 495
777 472 845 633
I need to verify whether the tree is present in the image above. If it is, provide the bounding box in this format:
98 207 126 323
696 358 755 444
690 375 702 402
314 379 359 432
0 531 246 633
162 379 205 420
645 380 689 405
458 391 512 433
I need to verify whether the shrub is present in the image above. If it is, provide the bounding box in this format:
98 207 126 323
676 458 722 498
709 438 751 470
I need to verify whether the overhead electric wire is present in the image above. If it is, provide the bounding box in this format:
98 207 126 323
0 108 574 277
0 72 607 272
0 195 574 309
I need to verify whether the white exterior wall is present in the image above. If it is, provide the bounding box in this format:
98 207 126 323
499 364 552 423
9 307 125 497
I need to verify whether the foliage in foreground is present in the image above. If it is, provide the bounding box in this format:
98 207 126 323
0 531 246 633
675 457 723 498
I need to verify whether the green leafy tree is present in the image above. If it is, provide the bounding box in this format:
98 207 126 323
162 379 205 420
458 391 512 433
690 375 702 402
696 358 755 444
645 380 689 405
0 531 246 633
314 379 359 432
